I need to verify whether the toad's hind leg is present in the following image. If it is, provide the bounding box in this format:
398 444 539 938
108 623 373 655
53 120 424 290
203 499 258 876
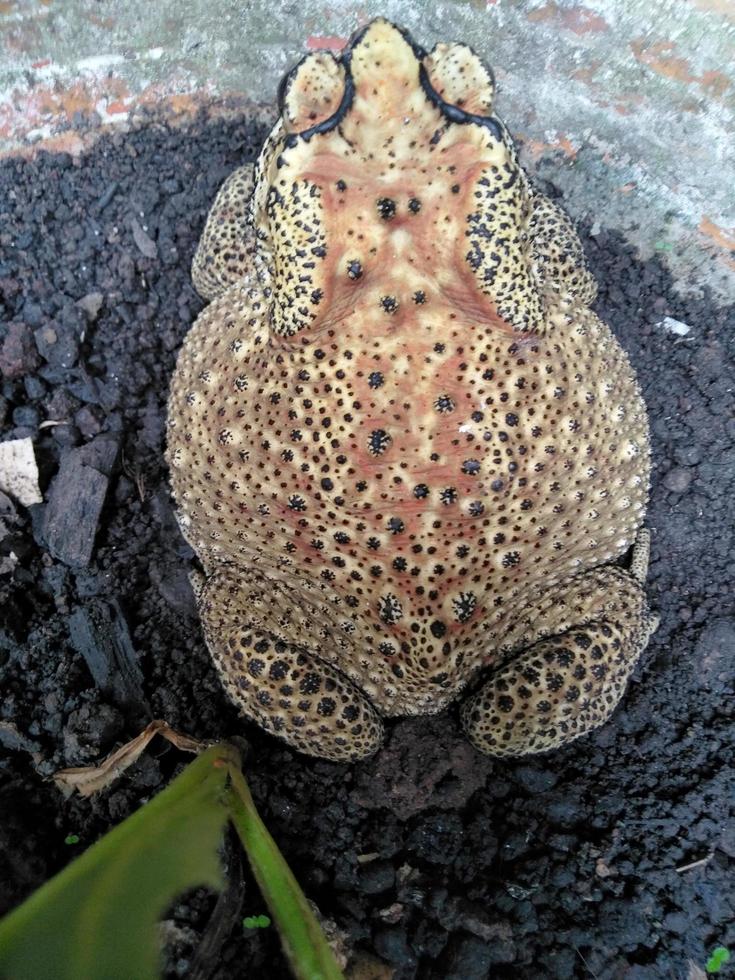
461 533 658 757
196 565 384 762
192 164 257 301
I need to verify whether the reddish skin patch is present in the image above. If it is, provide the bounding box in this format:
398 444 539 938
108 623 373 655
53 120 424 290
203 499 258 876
296 143 514 337
262 130 532 624
259 150 533 645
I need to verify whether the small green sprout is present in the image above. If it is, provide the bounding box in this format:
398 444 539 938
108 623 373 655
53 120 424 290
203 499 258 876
706 947 731 974
64 834 80 846
243 914 271 930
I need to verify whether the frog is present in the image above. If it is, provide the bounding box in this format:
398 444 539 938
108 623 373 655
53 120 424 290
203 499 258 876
166 18 657 762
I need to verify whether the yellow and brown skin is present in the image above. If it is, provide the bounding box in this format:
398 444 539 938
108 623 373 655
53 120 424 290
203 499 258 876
167 19 657 762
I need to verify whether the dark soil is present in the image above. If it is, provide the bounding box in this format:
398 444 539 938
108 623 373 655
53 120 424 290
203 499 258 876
1 112 733 980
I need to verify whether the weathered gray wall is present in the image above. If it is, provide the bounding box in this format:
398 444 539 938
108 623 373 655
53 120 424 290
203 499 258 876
2 0 734 302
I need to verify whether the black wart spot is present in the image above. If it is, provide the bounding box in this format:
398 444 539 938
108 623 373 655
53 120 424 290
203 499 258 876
368 429 392 455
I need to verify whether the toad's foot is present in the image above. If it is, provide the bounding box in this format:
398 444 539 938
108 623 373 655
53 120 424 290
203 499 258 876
198 564 384 762
461 532 657 757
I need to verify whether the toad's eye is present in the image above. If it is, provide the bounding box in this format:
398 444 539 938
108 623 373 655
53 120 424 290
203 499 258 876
423 42 495 117
279 51 346 134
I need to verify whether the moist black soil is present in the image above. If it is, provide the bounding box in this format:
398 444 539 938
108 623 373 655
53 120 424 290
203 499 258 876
0 113 733 980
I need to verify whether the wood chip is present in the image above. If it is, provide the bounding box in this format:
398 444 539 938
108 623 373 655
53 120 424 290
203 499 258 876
68 598 147 706
41 434 119 566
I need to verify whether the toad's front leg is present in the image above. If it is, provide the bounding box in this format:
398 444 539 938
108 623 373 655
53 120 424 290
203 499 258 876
461 532 658 757
191 164 257 301
196 564 384 762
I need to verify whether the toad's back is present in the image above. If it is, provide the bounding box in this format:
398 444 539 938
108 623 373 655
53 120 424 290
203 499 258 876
169 289 649 710
167 18 655 759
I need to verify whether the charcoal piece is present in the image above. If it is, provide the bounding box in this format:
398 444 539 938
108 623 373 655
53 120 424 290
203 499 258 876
77 433 118 475
42 460 107 566
74 406 103 438
40 435 119 566
68 598 147 706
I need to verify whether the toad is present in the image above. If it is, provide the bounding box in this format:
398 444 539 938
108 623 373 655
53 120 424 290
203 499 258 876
166 18 657 761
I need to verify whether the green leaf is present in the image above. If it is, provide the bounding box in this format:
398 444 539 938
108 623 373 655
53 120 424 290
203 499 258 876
243 914 271 929
0 741 345 980
706 947 731 973
64 834 80 845
0 744 233 980
226 765 344 980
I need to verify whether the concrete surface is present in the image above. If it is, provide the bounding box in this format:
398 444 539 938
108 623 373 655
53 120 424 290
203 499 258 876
1 0 734 304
